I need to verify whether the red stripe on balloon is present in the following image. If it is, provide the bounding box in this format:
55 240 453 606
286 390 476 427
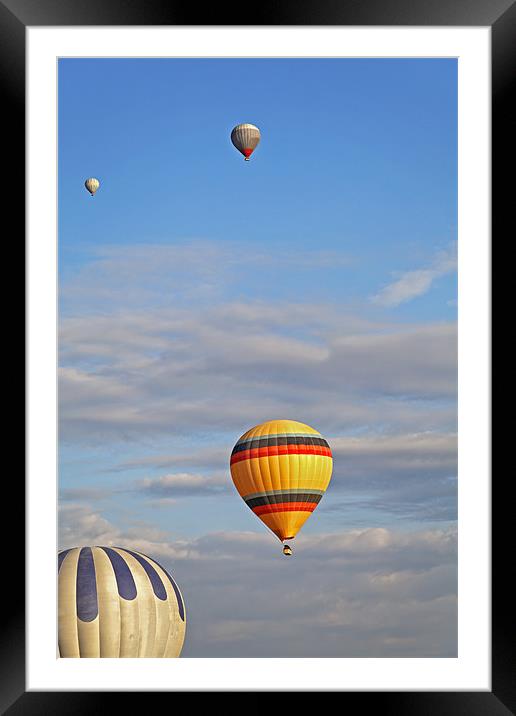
230 444 332 465
252 502 318 516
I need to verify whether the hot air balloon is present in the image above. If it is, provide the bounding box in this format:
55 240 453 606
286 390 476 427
230 419 333 555
230 123 261 161
58 546 186 657
84 178 100 196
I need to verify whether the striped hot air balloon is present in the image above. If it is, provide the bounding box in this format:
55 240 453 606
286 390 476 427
230 123 261 160
58 546 186 657
84 177 100 195
230 420 333 554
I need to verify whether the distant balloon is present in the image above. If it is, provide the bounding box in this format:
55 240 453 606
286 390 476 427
230 419 333 554
84 178 100 195
231 123 261 161
58 546 186 657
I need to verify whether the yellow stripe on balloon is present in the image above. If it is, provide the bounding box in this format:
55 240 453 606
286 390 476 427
231 455 331 496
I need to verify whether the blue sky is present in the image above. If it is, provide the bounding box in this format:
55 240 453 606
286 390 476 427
58 58 457 657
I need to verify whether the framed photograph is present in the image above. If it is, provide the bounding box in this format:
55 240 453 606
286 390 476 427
9 0 505 710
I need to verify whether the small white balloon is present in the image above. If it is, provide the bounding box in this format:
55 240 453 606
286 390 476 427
84 177 100 195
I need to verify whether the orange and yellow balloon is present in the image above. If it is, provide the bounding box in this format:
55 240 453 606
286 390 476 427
230 419 333 554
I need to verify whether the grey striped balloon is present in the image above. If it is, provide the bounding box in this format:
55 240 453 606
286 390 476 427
231 123 261 160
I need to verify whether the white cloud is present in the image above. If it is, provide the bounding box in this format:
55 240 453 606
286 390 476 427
58 503 200 561
114 431 456 474
60 240 352 313
330 431 457 474
59 305 456 443
138 471 230 497
94 430 456 527
60 487 113 501
58 510 457 657
58 241 457 445
322 431 457 525
111 446 229 472
371 243 457 307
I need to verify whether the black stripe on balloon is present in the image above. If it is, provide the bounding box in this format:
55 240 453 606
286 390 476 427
100 547 137 600
57 548 73 573
118 548 167 601
76 547 98 622
143 554 186 622
232 435 329 455
245 493 322 509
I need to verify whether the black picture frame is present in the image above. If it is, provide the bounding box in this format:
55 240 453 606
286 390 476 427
8 0 504 711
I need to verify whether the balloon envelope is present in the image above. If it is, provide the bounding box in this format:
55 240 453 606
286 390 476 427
58 546 186 657
230 123 260 160
84 177 100 195
230 419 333 544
